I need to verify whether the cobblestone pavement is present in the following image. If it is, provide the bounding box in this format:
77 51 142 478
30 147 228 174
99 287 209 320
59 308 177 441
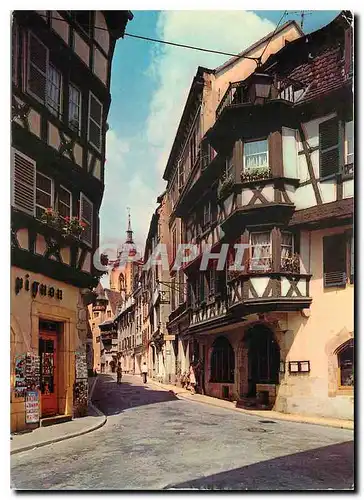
11 374 354 490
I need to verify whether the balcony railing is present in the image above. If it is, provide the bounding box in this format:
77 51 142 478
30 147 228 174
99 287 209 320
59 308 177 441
216 80 246 119
227 272 312 313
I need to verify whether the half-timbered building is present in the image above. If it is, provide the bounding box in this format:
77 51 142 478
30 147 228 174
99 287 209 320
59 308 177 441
11 10 132 431
165 11 354 420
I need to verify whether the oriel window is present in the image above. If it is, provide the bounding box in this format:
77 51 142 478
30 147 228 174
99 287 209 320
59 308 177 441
244 139 269 171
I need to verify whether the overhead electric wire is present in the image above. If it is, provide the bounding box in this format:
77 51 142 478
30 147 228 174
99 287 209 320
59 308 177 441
35 13 261 64
258 10 288 64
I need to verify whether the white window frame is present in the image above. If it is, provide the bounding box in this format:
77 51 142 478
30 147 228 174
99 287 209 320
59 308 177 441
345 120 354 165
69 83 82 134
46 64 62 117
243 139 269 172
58 185 72 219
88 91 103 152
36 171 54 218
225 153 234 179
27 31 49 104
249 231 272 271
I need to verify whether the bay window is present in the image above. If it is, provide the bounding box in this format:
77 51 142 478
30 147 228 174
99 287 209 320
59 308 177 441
250 232 271 271
243 139 269 172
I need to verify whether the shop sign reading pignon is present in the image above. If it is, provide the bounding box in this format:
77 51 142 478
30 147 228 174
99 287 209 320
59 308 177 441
15 274 63 300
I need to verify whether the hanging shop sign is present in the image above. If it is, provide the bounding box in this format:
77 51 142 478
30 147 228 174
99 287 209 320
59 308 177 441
25 390 40 424
14 354 27 398
15 274 63 300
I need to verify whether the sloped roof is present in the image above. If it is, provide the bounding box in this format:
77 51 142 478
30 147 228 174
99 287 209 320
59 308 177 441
104 288 122 314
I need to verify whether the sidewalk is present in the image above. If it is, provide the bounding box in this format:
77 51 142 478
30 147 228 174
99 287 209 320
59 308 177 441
11 376 106 455
147 379 354 431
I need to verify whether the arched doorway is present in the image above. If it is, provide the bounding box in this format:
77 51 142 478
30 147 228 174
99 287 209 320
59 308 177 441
244 324 280 397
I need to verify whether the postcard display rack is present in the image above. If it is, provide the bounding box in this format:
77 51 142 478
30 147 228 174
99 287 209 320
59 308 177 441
73 351 88 418
14 352 41 424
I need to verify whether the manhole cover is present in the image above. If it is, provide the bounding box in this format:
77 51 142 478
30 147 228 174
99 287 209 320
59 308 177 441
259 420 276 424
248 427 267 433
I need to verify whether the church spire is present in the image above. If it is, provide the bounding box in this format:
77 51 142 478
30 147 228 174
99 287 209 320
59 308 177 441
125 207 134 244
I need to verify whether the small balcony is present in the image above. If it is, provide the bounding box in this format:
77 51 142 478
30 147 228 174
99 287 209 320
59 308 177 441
227 271 312 314
208 74 297 150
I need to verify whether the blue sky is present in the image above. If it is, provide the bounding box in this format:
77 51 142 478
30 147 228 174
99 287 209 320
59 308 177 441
100 10 340 259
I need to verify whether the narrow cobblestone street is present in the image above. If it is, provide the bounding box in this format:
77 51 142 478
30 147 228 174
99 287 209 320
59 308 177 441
11 374 354 490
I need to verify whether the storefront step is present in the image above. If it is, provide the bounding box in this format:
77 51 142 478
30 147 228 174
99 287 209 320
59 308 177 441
40 415 72 427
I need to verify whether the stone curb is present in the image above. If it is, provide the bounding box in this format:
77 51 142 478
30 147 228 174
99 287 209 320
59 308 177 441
11 378 107 456
147 379 354 431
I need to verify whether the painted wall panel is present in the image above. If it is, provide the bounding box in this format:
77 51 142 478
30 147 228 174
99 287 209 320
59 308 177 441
343 179 354 199
48 123 60 150
16 229 29 250
298 154 310 183
51 11 69 44
74 143 83 167
94 12 110 54
250 277 268 297
35 234 47 255
318 180 336 204
74 32 90 66
28 109 41 138
93 47 108 85
261 184 274 203
282 127 298 178
294 184 316 210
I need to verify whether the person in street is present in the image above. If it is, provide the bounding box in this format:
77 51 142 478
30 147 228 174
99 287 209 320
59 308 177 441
117 362 122 384
141 362 148 384
189 363 196 395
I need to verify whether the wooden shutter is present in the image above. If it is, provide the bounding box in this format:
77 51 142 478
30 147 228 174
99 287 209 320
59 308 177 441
323 234 347 287
80 193 93 246
27 32 48 103
11 148 36 215
88 93 103 151
319 118 340 178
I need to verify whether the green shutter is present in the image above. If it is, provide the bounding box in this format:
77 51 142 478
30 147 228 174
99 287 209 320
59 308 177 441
319 118 340 178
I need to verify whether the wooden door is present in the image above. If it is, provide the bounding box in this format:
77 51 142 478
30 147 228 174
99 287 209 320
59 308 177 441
39 332 58 417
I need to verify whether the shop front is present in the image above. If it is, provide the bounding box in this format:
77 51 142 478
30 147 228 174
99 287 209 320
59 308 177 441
11 267 87 432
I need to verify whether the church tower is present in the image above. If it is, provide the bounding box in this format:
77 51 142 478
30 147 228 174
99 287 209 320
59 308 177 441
109 209 138 298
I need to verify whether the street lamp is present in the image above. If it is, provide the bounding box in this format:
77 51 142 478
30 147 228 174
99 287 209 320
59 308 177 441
248 73 273 103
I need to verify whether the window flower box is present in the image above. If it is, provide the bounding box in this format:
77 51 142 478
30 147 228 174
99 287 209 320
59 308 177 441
281 253 300 274
241 166 271 183
217 175 234 201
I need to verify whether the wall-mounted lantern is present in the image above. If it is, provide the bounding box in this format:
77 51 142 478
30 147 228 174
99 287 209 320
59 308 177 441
248 73 273 103
279 361 286 373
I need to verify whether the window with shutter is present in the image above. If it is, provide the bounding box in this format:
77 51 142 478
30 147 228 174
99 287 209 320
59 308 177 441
46 65 62 117
27 32 48 103
36 172 53 219
319 118 340 178
88 92 103 151
69 84 81 134
58 186 72 219
11 149 36 216
323 234 347 287
80 193 93 246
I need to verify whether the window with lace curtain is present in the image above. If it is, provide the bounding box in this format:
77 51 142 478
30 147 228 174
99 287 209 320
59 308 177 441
244 139 269 172
249 232 271 271
281 232 294 266
46 65 62 117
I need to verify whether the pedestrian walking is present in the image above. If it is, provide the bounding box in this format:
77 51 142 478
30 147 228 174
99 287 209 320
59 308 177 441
189 364 196 395
141 362 148 384
117 362 122 384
